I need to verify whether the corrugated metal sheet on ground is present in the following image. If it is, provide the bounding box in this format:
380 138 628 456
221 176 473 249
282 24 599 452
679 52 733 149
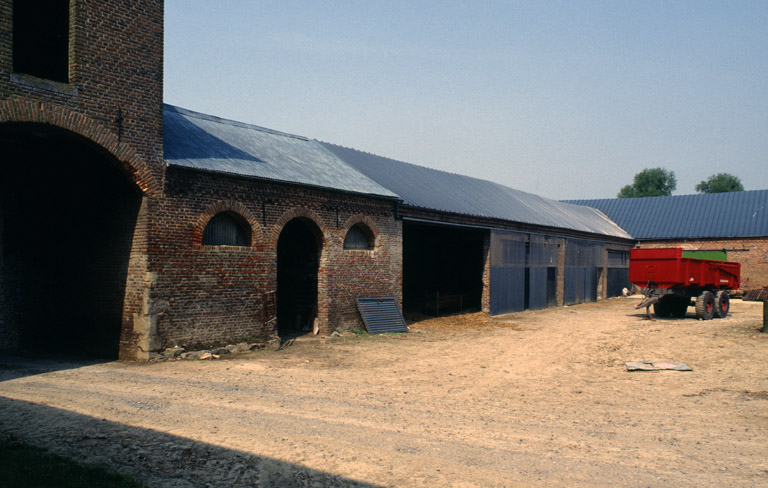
566 190 768 239
625 361 692 372
322 143 632 239
163 104 398 199
355 297 408 334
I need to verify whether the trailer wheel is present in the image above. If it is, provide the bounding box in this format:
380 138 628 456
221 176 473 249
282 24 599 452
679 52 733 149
714 291 729 318
695 291 715 320
671 297 690 318
653 299 672 317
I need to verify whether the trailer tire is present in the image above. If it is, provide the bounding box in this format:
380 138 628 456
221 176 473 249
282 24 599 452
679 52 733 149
653 299 672 317
671 297 690 318
714 291 729 318
695 291 715 320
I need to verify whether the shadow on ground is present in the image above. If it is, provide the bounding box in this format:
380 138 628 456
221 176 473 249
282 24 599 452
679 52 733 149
0 352 115 382
0 394 381 488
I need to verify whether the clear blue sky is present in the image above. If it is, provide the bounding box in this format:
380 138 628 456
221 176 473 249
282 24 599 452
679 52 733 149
164 0 768 200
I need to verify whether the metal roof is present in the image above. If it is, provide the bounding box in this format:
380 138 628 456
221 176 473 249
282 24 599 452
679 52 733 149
566 190 768 239
322 143 633 239
163 105 398 199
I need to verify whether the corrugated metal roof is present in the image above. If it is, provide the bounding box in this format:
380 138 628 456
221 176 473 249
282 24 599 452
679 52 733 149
566 190 768 239
163 104 398 199
322 143 632 239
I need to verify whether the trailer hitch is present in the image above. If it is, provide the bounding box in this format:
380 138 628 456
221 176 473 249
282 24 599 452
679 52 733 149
636 281 663 320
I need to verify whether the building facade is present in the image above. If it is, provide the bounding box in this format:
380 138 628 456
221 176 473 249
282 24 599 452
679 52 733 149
1 1 634 361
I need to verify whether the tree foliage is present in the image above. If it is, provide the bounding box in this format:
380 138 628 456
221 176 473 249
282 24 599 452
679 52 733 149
617 167 677 198
695 173 744 194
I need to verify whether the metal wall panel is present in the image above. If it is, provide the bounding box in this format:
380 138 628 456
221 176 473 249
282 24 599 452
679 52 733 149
564 267 583 305
564 239 603 305
607 250 629 268
564 267 599 305
490 230 526 315
529 234 558 267
490 267 525 314
527 234 558 310
528 267 549 310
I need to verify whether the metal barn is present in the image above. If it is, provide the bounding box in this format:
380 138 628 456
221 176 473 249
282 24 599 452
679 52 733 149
323 143 634 316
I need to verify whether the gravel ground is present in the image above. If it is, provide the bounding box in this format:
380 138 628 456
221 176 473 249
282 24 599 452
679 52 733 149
1 296 767 487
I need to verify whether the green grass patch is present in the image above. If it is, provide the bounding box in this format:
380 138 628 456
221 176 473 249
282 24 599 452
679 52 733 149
0 434 147 488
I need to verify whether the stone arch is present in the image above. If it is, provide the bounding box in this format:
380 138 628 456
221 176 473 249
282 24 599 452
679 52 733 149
194 200 262 247
0 97 159 195
273 208 329 337
270 207 328 248
341 213 381 250
0 116 147 358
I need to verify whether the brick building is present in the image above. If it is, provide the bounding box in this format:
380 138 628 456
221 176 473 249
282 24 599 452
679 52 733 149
1 1 633 360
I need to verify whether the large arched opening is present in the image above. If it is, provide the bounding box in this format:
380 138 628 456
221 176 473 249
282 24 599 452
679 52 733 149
0 123 143 358
276 218 322 338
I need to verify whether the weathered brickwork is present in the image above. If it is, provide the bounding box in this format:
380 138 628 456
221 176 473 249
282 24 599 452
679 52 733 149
0 0 163 359
154 168 402 350
0 0 164 191
0 0 406 359
638 238 768 292
481 233 491 313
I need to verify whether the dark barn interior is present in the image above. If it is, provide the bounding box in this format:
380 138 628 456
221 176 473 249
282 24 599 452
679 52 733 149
403 222 485 316
0 124 141 358
276 218 320 337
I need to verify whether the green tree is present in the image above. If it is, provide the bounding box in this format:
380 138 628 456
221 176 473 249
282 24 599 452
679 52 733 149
617 167 677 198
695 173 744 193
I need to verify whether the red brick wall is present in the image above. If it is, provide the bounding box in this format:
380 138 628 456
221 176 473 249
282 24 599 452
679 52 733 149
0 0 163 358
638 238 768 292
0 0 164 191
153 168 402 349
0 0 405 357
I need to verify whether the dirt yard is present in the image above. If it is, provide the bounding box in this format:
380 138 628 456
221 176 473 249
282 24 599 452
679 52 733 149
1 296 767 487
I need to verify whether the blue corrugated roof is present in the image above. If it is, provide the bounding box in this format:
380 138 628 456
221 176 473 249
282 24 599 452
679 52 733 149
566 190 768 239
322 143 632 239
163 105 398 199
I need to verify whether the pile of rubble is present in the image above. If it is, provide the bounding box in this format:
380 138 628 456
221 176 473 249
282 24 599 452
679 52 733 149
152 341 274 361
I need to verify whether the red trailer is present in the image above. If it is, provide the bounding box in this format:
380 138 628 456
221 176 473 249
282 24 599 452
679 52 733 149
630 248 740 320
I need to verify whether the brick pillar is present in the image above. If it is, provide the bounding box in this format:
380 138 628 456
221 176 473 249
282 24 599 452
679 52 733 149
556 238 566 306
481 230 491 313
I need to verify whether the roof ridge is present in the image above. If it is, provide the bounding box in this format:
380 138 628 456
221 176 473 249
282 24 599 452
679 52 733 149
321 141 564 203
565 188 768 204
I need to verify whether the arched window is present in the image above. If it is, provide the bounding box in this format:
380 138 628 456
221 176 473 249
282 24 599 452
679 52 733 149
344 224 373 250
202 212 250 246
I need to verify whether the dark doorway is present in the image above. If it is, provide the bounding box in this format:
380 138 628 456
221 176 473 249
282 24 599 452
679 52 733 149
0 124 142 358
606 250 630 298
403 222 485 316
276 218 320 337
